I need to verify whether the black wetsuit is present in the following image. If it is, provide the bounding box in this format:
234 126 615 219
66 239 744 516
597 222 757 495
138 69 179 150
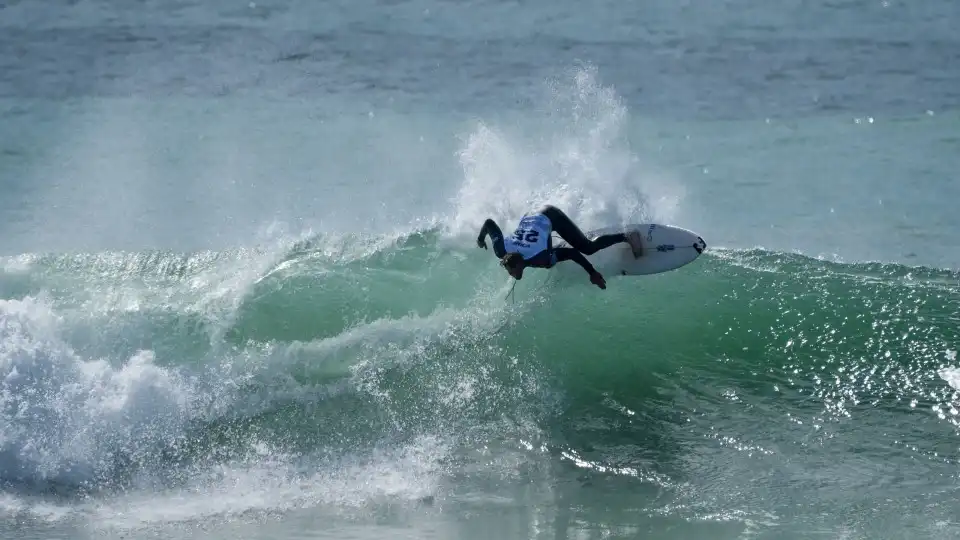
477 205 629 276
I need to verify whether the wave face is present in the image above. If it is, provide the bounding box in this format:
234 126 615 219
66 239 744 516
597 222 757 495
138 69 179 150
2 232 959 537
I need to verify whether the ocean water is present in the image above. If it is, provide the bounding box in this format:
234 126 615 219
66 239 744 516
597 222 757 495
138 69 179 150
1 1 959 539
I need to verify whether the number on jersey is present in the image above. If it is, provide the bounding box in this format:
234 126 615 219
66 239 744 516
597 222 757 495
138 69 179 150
512 228 540 244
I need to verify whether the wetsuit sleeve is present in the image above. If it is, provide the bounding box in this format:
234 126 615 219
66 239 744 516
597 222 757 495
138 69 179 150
554 247 598 276
478 218 507 258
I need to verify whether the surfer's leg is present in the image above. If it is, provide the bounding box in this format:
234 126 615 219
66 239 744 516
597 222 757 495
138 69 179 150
540 205 627 255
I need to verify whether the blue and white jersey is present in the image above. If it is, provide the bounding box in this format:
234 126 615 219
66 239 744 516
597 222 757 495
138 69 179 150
504 213 551 260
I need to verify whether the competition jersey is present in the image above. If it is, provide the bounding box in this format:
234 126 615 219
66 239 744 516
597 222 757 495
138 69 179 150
504 213 552 260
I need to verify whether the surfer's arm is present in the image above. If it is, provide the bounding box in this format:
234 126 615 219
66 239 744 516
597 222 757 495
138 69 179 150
555 248 607 289
477 218 506 257
554 247 598 276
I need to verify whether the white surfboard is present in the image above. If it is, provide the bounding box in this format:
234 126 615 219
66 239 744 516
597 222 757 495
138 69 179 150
555 223 707 276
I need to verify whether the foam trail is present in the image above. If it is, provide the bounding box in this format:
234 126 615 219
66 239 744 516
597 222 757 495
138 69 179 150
0 295 204 492
88 435 447 530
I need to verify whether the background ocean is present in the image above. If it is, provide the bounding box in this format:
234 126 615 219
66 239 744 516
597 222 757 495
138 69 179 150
1 1 959 539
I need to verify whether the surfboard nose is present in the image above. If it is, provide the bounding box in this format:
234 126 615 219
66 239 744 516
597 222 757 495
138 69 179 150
695 236 707 254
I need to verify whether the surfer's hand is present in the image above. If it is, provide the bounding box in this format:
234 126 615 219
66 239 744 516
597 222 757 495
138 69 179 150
590 272 606 290
477 236 486 249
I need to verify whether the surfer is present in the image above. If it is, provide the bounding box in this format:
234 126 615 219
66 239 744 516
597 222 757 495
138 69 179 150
476 205 643 289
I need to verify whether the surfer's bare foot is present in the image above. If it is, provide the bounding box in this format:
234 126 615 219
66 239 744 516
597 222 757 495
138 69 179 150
626 230 643 258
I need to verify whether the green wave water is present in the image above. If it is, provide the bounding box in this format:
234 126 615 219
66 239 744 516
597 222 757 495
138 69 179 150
2 228 959 536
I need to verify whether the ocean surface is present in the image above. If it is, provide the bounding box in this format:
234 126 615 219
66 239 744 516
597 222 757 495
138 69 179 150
2 1 959 539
